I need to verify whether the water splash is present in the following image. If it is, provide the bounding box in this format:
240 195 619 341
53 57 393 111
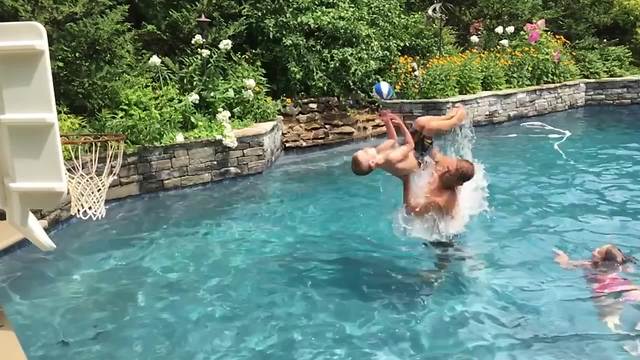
520 121 572 160
394 116 490 242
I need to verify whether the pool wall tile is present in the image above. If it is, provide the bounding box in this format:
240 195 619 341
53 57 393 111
380 76 640 127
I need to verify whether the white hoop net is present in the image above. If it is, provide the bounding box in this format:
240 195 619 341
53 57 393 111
61 134 125 220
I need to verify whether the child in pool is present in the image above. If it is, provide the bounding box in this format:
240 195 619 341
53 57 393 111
554 244 640 332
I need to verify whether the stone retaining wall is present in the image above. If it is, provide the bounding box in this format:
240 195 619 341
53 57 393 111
282 97 384 148
38 120 282 228
382 77 640 125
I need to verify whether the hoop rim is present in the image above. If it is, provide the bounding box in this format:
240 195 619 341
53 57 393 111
60 133 126 145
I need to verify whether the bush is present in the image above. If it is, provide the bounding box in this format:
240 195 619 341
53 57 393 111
98 79 198 146
243 0 452 97
479 53 508 90
0 0 137 117
573 43 635 78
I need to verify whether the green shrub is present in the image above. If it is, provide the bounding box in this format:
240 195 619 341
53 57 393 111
479 54 508 91
420 61 459 99
98 80 198 146
573 42 635 78
0 0 137 117
456 54 483 94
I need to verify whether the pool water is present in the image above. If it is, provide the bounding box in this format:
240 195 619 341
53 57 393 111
2 105 640 359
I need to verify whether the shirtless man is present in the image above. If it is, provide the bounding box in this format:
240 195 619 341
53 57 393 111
351 112 474 217
403 148 475 217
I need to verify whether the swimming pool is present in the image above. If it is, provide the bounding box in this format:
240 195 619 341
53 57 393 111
1 105 640 359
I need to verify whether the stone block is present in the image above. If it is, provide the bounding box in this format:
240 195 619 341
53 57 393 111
238 156 261 165
188 162 216 175
303 122 323 131
145 154 173 162
140 181 163 193
312 129 329 139
119 164 137 178
171 156 189 168
174 149 188 158
228 150 244 158
137 162 151 175
145 168 186 181
163 178 182 189
244 148 264 156
181 174 212 186
297 113 321 123
247 160 267 173
119 175 142 185
188 147 215 161
212 167 242 180
150 159 172 172
330 126 356 135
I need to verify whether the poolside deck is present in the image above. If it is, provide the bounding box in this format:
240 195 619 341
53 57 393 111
0 221 24 251
0 307 27 360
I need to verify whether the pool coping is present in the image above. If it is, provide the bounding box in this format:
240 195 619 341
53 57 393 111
0 307 27 360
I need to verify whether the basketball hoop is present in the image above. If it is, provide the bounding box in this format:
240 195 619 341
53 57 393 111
60 134 125 220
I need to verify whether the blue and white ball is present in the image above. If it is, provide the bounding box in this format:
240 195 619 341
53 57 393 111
373 81 395 100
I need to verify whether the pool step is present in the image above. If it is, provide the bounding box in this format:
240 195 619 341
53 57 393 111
0 307 27 360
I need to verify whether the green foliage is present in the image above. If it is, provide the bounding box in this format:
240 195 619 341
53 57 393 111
456 55 483 94
98 79 199 146
479 54 507 90
57 106 87 134
0 0 136 116
573 43 635 78
421 62 459 99
243 0 452 97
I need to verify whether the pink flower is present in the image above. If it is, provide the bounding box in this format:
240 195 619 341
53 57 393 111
524 23 538 33
536 19 546 31
528 31 541 44
552 50 561 63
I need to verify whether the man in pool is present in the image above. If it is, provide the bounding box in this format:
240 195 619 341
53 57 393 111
403 147 475 217
351 112 475 217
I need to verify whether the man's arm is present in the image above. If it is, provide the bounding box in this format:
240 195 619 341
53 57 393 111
416 106 466 136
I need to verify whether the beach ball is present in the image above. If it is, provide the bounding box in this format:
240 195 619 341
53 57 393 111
373 81 395 100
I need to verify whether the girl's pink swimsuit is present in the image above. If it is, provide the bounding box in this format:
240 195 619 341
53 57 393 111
590 273 640 302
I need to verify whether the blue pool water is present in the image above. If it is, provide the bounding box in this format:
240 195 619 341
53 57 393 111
1 105 640 359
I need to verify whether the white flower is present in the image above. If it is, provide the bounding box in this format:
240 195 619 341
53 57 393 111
214 134 223 140
411 62 418 71
191 34 204 45
243 78 256 90
225 89 235 97
148 54 162 66
413 70 420 77
187 93 200 104
218 39 233 51
175 133 185 143
506 26 515 34
499 39 510 47
495 26 504 35
470 35 480 44
243 89 254 100
216 109 231 123
222 135 238 148
198 49 211 58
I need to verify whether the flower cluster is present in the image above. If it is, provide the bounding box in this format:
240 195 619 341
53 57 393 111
216 108 238 148
525 19 546 44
